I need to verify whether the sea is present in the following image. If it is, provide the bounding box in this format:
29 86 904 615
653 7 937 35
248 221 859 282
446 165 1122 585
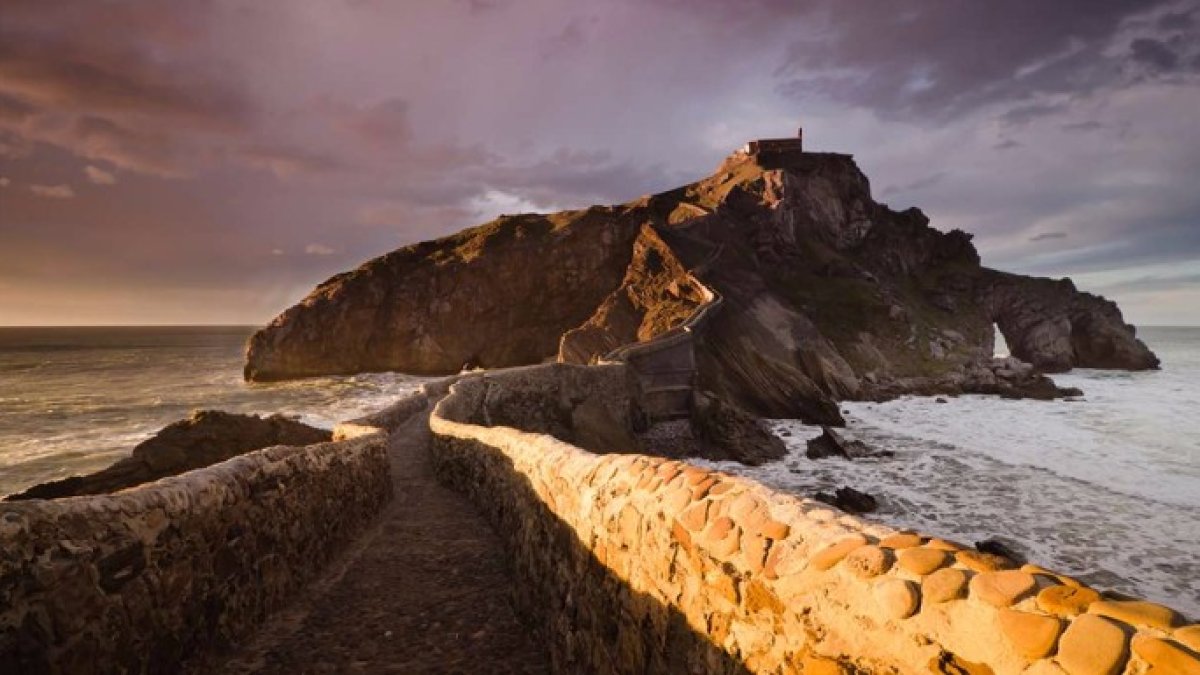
1 325 1197 617
0 326 425 499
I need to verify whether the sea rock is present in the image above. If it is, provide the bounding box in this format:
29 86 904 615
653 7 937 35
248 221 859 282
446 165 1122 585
7 411 331 500
691 392 786 465
815 486 878 514
805 427 889 460
245 148 1158 424
976 537 1028 564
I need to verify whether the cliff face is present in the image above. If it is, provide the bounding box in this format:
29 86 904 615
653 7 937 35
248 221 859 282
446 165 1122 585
245 147 1158 421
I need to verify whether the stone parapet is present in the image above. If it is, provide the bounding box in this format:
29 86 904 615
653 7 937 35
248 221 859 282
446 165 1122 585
0 430 392 673
430 366 1199 674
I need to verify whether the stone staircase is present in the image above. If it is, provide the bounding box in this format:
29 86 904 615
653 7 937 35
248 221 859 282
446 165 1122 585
602 244 724 423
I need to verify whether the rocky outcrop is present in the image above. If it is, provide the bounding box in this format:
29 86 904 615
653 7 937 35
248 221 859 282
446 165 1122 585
6 410 331 500
984 272 1160 372
690 391 786 465
245 208 644 380
246 144 1158 421
806 427 887 460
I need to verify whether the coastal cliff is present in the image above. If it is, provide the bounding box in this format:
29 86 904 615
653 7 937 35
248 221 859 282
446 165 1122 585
245 145 1158 422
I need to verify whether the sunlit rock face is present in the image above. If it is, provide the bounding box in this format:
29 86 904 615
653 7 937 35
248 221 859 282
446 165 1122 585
245 145 1157 422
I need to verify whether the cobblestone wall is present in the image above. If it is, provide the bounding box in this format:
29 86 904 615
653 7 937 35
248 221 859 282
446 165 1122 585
0 431 392 674
431 368 1200 675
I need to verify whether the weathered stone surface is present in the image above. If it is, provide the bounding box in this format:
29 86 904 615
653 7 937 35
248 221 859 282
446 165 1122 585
1132 635 1200 675
692 392 787 465
923 568 969 603
1088 599 1184 632
1021 563 1082 588
1174 625 1200 652
1058 614 1130 675
1023 660 1069 675
997 609 1063 659
0 430 391 672
956 549 1016 572
1036 585 1100 617
7 411 331 500
926 537 965 551
811 534 869 571
874 578 920 619
897 547 949 576
879 532 923 549
843 545 892 579
800 655 846 675
970 570 1038 607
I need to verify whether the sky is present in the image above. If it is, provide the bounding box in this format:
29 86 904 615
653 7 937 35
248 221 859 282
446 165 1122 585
1 0 1199 326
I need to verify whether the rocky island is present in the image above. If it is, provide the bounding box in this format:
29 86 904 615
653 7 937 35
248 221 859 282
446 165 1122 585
245 135 1158 430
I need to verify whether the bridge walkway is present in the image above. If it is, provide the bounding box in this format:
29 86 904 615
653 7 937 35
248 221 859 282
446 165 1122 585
198 404 550 674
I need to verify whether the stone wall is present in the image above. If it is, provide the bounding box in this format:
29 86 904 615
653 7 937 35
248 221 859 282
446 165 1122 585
430 365 1200 675
0 429 392 673
436 363 643 454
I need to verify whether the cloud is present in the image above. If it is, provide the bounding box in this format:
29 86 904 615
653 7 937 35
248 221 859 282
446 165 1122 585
1130 37 1181 72
304 244 336 256
1030 232 1069 242
330 98 411 147
84 165 116 185
239 145 342 179
271 248 285 256
1062 120 1105 132
1103 272 1200 293
29 183 75 199
0 14 247 129
0 176 9 188
881 171 947 196
777 1 1198 121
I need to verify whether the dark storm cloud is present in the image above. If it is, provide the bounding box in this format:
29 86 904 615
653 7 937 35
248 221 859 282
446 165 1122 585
778 0 1196 120
1130 38 1181 72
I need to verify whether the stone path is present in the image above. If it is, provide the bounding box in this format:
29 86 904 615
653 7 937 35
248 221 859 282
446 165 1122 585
199 406 550 674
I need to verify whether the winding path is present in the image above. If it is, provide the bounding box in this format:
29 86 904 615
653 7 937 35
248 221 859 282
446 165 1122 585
199 405 549 674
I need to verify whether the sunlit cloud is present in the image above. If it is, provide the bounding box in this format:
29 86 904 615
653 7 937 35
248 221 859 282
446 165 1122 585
304 244 336 256
29 183 75 199
84 165 116 185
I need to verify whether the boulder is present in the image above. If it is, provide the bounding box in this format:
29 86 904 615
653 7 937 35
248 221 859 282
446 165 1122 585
815 486 878 513
806 427 889 460
691 392 786 466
